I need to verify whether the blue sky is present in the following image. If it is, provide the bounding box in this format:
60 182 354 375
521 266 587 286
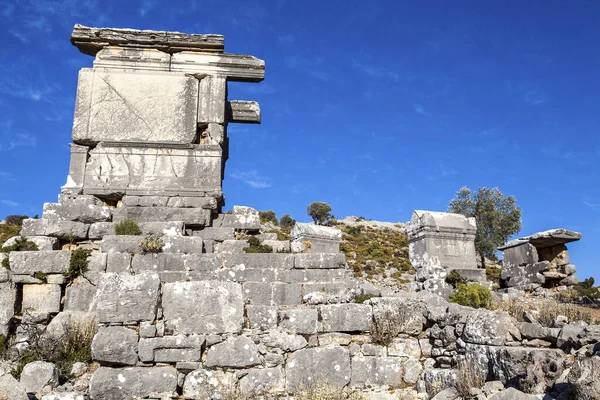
0 1 598 281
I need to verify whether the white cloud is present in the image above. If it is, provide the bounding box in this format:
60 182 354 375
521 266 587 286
0 121 37 151
413 104 429 115
230 170 271 189
0 200 19 207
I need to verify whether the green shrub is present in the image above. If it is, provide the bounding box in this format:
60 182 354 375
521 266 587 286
346 225 362 236
259 210 278 225
307 202 333 225
5 215 28 226
11 349 40 379
0 224 21 246
354 293 377 304
571 277 600 299
1 237 38 253
114 219 141 235
65 249 91 281
450 283 493 309
279 214 295 228
1 257 9 270
139 235 163 254
244 236 273 254
486 265 502 285
446 270 467 287
34 271 48 283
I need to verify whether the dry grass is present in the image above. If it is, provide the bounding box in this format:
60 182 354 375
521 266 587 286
454 360 486 398
294 383 364 400
490 297 600 327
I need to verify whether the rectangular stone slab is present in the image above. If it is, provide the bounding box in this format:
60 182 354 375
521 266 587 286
72 69 199 145
226 101 261 123
171 52 265 82
82 144 223 197
93 46 171 71
71 24 224 56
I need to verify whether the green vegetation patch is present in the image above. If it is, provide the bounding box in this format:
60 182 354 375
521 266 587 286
450 283 492 309
114 219 141 235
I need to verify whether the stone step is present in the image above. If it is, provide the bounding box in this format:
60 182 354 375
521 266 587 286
112 207 210 226
242 281 352 306
101 235 203 254
90 221 185 240
215 267 352 283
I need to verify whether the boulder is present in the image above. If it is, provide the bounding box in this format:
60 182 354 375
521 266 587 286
96 272 160 323
350 355 403 388
20 361 59 394
0 374 28 400
568 355 600 399
0 282 15 336
319 304 372 332
462 310 520 346
238 367 285 395
489 387 539 399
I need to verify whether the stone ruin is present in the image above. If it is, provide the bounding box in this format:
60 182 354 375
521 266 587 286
0 25 598 400
498 228 581 292
407 210 486 297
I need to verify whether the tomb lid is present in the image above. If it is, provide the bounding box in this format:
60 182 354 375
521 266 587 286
409 210 476 233
291 222 342 241
498 228 582 250
71 24 224 56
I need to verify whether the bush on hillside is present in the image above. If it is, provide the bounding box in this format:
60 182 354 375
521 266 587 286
114 219 141 235
307 202 333 225
5 215 29 226
244 236 273 254
259 210 278 225
65 248 91 281
450 283 492 309
279 214 295 228
1 237 38 253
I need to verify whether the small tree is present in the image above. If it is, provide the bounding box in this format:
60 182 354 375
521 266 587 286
279 214 295 228
449 186 522 268
259 210 278 225
307 202 333 225
5 215 28 226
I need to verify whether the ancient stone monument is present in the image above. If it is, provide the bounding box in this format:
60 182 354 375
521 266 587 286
499 228 581 291
407 210 485 296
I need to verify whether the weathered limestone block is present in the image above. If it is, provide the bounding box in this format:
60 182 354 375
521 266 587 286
101 235 141 253
216 266 276 282
466 344 568 390
22 284 62 313
320 304 372 332
262 240 291 253
138 335 205 363
44 311 97 342
21 219 88 240
23 236 58 251
171 51 265 82
420 369 459 398
227 100 261 124
72 69 199 145
84 144 222 200
238 367 284 395
71 24 225 56
291 222 342 253
217 239 249 254
370 297 426 336
261 329 308 352
183 369 237 400
0 282 16 336
294 253 346 269
162 236 203 254
350 356 403 388
225 253 294 269
106 252 132 273
131 253 185 273
111 206 211 226
9 250 71 275
489 388 538 400
278 268 352 283
61 143 88 194
403 358 423 384
42 201 111 224
279 308 318 334
93 46 171 71
0 374 28 400
213 212 260 230
92 326 138 366
205 336 260 368
501 243 539 268
20 361 59 394
197 75 226 123
192 227 235 241
166 196 218 209
388 338 422 359
162 281 243 334
247 305 278 330
88 366 178 400
462 310 521 346
40 392 88 400
122 195 169 207
318 332 352 346
568 354 600 399
243 282 303 306
539 244 570 266
285 346 351 392
89 221 184 239
64 280 97 312
407 210 477 270
96 272 160 323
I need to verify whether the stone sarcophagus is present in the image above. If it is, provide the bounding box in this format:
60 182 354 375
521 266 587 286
62 25 265 210
498 228 581 290
407 210 484 296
